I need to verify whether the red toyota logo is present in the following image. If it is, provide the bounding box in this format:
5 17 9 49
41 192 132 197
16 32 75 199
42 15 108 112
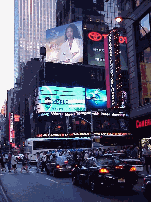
88 32 102 41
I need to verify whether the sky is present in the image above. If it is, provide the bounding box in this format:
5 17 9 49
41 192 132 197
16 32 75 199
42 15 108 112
0 1 14 110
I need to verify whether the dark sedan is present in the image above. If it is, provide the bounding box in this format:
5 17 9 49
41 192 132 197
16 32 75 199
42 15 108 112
142 175 151 201
46 155 72 177
72 157 138 192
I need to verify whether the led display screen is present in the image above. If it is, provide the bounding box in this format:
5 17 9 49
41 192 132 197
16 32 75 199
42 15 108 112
88 40 105 67
46 21 83 64
86 89 107 110
119 43 128 71
36 86 86 112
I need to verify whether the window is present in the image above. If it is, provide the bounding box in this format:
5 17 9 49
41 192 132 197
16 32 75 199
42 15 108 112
138 47 151 106
140 13 150 37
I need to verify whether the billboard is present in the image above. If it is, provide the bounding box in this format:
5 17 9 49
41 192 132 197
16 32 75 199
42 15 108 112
88 40 105 66
46 21 83 64
36 86 86 113
86 89 107 110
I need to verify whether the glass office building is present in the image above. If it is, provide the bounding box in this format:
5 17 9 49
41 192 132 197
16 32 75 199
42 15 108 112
14 0 56 84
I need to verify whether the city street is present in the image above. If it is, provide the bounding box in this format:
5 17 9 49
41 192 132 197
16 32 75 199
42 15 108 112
0 163 149 202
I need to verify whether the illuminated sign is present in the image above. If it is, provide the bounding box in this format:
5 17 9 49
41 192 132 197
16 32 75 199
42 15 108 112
88 32 127 44
109 32 115 106
88 32 108 41
36 86 86 113
46 21 83 64
136 119 151 128
14 115 20 122
9 113 13 143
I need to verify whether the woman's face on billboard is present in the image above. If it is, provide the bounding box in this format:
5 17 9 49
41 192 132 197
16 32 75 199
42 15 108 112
66 27 73 40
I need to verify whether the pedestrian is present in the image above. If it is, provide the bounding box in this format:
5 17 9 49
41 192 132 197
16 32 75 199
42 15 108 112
21 153 29 173
143 145 151 174
11 153 17 173
2 154 6 172
41 152 46 173
0 151 4 172
36 153 41 173
8 152 12 172
130 146 138 159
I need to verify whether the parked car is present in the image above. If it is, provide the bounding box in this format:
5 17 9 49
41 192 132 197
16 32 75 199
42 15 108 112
142 175 151 201
72 157 138 192
46 155 72 177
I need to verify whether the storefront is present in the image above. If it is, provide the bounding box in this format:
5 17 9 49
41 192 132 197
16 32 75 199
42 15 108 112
130 113 151 156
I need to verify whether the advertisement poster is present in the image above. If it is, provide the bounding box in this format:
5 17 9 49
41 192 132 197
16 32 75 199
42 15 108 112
88 40 105 67
86 89 107 110
46 21 83 64
36 86 86 113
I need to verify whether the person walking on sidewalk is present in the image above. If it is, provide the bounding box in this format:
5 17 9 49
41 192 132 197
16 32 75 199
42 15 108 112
21 153 29 173
143 145 151 174
41 152 46 173
8 152 12 172
2 154 6 172
36 153 41 173
11 153 17 173
0 151 4 172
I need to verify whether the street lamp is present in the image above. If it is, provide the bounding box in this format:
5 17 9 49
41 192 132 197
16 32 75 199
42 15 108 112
115 17 148 35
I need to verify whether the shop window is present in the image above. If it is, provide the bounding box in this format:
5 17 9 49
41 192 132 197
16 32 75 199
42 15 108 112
139 13 150 37
138 47 151 106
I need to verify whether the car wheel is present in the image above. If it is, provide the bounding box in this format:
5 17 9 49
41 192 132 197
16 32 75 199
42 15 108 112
90 181 96 192
72 176 77 185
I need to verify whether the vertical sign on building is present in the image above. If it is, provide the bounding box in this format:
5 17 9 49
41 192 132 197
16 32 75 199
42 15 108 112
9 113 14 143
108 31 115 107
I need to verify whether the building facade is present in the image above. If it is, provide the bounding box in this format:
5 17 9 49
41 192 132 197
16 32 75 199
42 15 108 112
120 0 151 149
14 0 57 84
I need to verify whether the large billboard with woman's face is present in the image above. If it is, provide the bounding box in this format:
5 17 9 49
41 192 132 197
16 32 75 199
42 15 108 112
46 21 83 64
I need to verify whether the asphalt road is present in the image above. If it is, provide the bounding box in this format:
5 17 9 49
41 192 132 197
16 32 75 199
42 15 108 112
0 163 150 202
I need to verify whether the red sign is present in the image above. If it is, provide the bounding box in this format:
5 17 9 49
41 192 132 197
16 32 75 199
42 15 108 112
88 32 127 43
136 119 151 128
88 32 108 41
14 115 20 122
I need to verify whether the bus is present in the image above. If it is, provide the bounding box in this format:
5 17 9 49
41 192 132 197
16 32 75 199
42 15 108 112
24 137 93 163
92 134 135 151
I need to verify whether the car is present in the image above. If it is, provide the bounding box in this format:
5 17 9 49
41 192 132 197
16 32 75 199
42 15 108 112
142 175 151 201
103 153 144 175
15 154 24 163
72 157 138 193
46 155 72 177
119 158 144 174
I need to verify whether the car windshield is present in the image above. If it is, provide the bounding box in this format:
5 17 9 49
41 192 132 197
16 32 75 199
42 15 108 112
56 156 67 164
96 158 121 166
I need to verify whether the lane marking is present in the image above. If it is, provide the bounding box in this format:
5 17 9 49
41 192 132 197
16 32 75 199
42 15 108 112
0 185 9 202
46 178 58 183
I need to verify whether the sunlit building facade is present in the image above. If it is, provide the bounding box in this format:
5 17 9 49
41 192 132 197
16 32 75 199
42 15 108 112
14 0 56 84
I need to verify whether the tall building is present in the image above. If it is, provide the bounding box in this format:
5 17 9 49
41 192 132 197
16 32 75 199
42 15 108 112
56 0 121 30
14 0 56 84
120 0 151 151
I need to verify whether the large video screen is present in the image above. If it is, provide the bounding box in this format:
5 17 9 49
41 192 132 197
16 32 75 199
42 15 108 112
88 40 105 67
36 86 86 113
86 89 107 110
46 21 83 64
120 43 128 71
